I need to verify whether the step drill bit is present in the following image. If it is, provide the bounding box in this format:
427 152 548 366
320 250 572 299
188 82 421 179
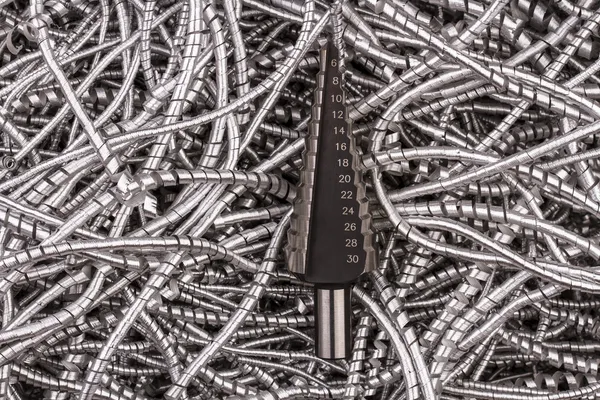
286 38 378 360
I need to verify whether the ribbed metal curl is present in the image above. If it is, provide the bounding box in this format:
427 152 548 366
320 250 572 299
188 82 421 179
2 0 600 399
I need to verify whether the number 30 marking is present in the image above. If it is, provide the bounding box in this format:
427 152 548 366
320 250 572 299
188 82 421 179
347 255 359 263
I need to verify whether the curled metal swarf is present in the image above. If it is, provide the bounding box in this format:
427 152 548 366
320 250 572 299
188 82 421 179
0 0 600 399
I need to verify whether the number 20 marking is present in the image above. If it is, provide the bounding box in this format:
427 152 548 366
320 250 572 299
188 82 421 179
339 174 351 183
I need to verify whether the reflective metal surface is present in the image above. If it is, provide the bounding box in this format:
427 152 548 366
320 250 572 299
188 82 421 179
1 0 600 399
314 287 352 360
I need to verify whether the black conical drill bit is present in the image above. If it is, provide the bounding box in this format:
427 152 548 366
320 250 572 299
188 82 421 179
286 38 378 360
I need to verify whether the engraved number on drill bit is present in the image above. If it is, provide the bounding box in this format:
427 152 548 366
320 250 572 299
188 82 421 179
328 54 359 265
344 223 357 231
340 191 353 199
338 174 352 183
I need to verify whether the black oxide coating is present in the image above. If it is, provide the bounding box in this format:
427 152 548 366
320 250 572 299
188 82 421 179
303 40 369 285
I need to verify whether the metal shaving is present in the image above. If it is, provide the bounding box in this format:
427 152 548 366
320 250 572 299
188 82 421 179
2 0 600 399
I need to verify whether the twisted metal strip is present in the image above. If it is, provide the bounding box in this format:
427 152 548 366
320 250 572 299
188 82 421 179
2 0 600 399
